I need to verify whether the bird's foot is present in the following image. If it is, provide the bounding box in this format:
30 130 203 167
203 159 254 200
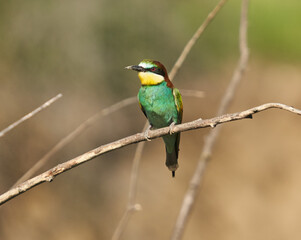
144 124 152 141
169 122 176 135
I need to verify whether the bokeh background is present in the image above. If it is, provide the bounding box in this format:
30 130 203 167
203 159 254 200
1 0 301 239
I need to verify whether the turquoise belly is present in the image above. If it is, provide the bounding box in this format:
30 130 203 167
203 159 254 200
138 82 178 128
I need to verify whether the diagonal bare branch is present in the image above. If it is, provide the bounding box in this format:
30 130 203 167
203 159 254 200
169 0 228 81
0 93 62 138
1 102 301 206
12 96 137 187
171 0 250 239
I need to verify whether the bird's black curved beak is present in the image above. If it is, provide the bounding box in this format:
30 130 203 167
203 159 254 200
125 65 145 72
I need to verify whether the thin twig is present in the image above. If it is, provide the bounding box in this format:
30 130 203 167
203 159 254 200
111 124 147 240
0 94 62 138
1 102 300 206
179 90 205 99
171 0 249 239
169 0 228 81
12 96 137 187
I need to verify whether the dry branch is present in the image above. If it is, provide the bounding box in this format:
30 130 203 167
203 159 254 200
12 96 137 187
0 93 62 138
169 0 228 81
171 0 249 239
111 124 148 240
1 102 301 206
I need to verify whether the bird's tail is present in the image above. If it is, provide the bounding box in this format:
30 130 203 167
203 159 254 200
165 147 179 178
163 133 180 178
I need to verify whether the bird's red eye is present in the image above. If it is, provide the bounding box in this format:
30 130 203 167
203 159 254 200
150 67 156 71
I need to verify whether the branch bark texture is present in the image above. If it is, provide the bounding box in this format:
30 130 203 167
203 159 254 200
1 103 300 206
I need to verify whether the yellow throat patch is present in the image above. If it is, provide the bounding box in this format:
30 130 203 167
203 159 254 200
138 72 164 85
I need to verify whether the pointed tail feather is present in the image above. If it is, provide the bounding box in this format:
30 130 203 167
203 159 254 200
163 132 181 177
165 150 179 178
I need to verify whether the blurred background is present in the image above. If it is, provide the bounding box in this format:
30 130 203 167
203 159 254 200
1 0 301 239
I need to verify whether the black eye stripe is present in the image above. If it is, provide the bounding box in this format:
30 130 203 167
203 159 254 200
147 67 165 77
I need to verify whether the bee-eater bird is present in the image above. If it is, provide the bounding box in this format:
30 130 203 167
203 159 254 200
125 59 183 177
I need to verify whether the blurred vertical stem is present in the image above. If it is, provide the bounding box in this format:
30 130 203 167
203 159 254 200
171 0 249 239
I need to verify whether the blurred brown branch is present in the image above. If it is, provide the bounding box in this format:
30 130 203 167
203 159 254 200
0 93 62 138
1 102 301 206
169 0 228 81
12 96 137 187
111 124 147 240
171 0 249 239
112 1 227 238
